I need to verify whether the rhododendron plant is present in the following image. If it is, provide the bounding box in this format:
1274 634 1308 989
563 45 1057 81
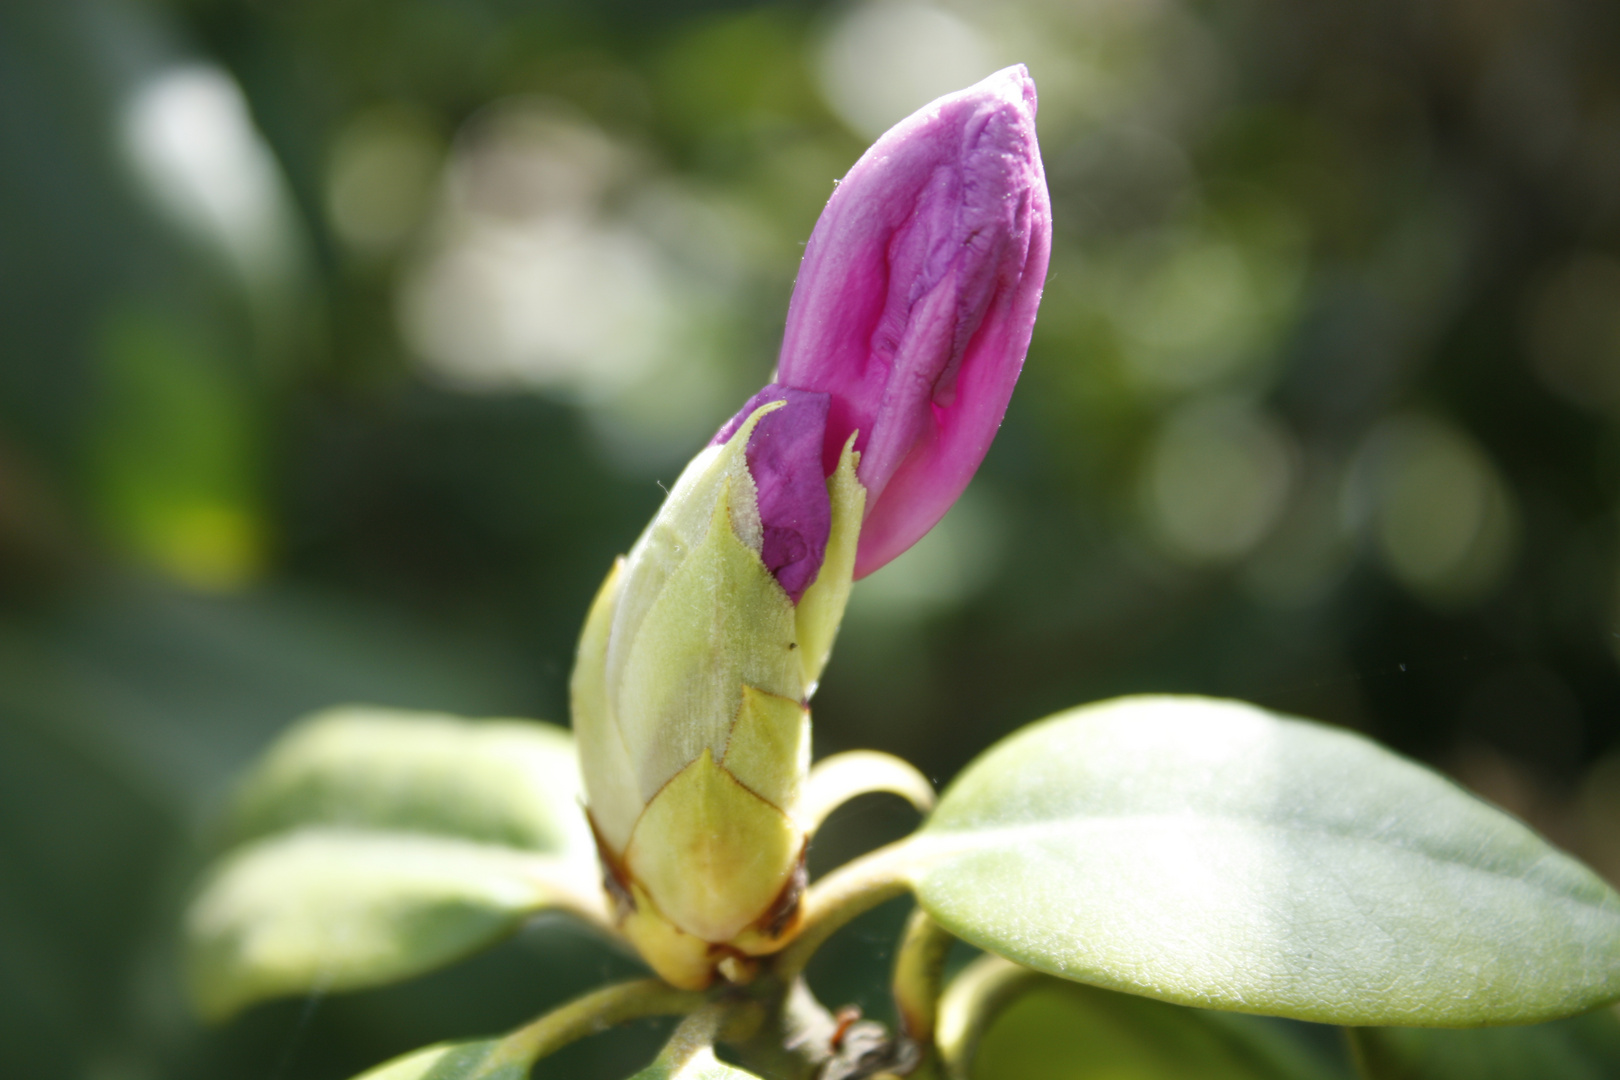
183 69 1620 1080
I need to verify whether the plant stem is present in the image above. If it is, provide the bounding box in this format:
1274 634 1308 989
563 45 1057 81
799 751 936 834
773 839 917 982
934 955 1042 1080
490 977 706 1069
726 977 840 1080
887 908 955 1078
647 1002 744 1071
891 909 953 1046
1341 1027 1380 1080
484 836 925 1077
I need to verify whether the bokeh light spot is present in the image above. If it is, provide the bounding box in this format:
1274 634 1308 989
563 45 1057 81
1142 398 1295 564
1524 253 1620 414
815 2 998 139
326 107 443 256
1115 226 1304 394
847 488 1004 621
121 64 296 283
1346 415 1519 604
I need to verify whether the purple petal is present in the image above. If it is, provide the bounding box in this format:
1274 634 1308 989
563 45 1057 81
712 385 833 603
775 65 1051 577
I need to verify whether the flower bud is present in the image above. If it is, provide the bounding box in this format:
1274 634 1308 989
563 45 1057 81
572 66 1048 989
572 400 864 988
775 64 1050 577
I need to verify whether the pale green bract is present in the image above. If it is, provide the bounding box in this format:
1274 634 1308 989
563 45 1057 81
184 707 598 1020
569 403 865 988
908 695 1620 1026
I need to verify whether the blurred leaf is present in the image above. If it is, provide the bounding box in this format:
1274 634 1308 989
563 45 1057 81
90 306 264 591
1350 1006 1620 1080
629 1048 764 1079
0 684 174 1079
909 695 1620 1025
352 1039 524 1080
972 974 1343 1080
189 705 601 1020
186 828 594 1020
227 706 592 858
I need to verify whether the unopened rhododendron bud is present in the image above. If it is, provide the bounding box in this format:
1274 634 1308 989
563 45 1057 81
572 66 1049 990
776 64 1051 576
572 397 864 989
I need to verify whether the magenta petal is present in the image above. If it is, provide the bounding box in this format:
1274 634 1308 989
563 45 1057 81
712 385 833 603
775 65 1051 578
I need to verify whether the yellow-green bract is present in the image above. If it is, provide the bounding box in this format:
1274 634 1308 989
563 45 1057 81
571 403 863 988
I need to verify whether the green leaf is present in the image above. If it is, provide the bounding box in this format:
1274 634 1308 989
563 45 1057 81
188 707 604 1017
627 1006 765 1079
909 695 1620 1025
226 706 592 858
351 1039 525 1080
1350 1006 1620 1080
972 975 1347 1080
628 1049 764 1079
186 828 590 1020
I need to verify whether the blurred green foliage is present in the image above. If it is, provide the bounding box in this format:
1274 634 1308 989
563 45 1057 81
5 0 1620 1076
974 977 1344 1080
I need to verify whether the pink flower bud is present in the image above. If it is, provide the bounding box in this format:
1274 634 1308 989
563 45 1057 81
777 64 1050 578
712 65 1049 594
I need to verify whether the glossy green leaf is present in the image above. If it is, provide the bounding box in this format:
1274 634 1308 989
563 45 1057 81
351 1039 524 1080
226 706 592 858
973 974 1346 1080
910 695 1620 1025
1350 1006 1620 1080
186 828 592 1020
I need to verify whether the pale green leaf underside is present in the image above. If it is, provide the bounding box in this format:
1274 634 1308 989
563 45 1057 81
352 1039 525 1080
629 1049 764 1079
911 695 1620 1026
974 976 1343 1080
187 828 583 1020
226 706 592 859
